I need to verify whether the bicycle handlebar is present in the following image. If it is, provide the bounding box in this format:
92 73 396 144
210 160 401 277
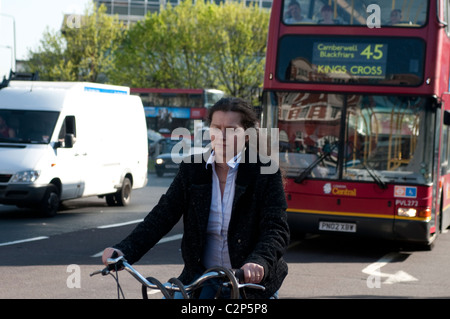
90 256 265 299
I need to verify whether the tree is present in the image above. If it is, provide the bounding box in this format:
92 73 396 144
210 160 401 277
26 1 270 102
26 3 125 83
206 2 269 101
110 1 218 89
25 28 77 81
110 1 269 101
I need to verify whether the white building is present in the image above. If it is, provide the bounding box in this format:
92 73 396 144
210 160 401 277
95 0 273 24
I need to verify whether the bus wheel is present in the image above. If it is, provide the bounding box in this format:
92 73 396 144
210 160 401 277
39 184 60 217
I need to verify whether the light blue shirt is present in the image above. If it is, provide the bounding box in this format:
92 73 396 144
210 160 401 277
202 150 241 269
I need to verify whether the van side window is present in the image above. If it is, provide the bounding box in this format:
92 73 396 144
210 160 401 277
58 116 76 140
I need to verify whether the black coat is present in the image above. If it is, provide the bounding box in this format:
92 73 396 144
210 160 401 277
114 149 290 298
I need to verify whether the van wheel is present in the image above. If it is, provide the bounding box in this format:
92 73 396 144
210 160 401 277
39 185 60 217
105 177 132 207
116 177 132 206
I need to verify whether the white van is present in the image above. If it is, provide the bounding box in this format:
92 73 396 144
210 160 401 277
0 81 148 216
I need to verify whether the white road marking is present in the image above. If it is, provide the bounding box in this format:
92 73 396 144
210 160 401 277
0 236 49 247
97 219 144 229
362 252 418 287
155 233 183 244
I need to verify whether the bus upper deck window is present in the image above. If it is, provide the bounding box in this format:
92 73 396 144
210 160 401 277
283 0 313 24
282 0 427 27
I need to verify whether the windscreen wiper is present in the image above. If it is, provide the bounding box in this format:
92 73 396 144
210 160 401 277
295 143 338 184
362 163 387 189
294 152 329 184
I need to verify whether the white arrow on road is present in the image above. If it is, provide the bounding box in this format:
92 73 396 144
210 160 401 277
362 252 418 287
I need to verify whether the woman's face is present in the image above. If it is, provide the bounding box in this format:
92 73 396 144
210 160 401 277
209 111 247 163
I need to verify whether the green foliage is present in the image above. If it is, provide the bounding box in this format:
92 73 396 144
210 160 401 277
26 0 270 101
208 1 269 100
108 0 270 101
26 27 76 81
26 3 125 83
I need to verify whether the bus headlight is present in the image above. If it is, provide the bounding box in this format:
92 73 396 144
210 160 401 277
10 170 41 183
397 207 431 219
397 207 417 217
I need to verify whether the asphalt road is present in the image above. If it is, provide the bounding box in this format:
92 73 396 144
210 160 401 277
1 173 450 300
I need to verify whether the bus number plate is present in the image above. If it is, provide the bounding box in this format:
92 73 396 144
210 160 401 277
319 221 356 233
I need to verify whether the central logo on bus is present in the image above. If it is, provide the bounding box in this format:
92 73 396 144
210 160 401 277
323 183 357 196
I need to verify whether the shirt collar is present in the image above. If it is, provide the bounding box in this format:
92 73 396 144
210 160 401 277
206 150 242 170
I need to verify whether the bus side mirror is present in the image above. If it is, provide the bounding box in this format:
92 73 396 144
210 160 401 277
444 110 450 126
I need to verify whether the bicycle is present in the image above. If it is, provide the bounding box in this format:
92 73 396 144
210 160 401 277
90 255 265 299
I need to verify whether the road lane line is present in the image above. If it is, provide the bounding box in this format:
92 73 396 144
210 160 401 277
156 233 183 244
97 219 144 229
90 233 183 258
0 236 49 247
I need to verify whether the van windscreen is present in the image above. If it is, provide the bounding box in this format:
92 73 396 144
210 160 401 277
0 109 60 144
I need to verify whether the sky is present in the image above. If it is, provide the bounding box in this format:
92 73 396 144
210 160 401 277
0 0 91 79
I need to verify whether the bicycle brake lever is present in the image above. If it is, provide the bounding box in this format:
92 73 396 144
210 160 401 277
222 282 266 291
89 269 103 277
90 268 110 277
90 253 125 277
237 283 266 291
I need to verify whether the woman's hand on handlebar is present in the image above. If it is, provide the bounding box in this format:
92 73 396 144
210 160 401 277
102 247 124 266
241 263 264 284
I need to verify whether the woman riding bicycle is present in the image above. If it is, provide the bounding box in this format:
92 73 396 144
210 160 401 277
102 97 290 299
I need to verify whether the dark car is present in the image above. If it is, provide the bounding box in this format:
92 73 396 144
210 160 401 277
154 137 210 177
154 138 190 177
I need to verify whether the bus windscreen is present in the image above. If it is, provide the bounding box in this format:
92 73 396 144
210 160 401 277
277 36 425 86
269 92 435 185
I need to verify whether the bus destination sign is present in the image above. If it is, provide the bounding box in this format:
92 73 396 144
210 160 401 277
312 42 388 79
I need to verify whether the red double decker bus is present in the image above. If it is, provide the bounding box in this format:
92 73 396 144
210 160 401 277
261 0 450 247
131 88 225 136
